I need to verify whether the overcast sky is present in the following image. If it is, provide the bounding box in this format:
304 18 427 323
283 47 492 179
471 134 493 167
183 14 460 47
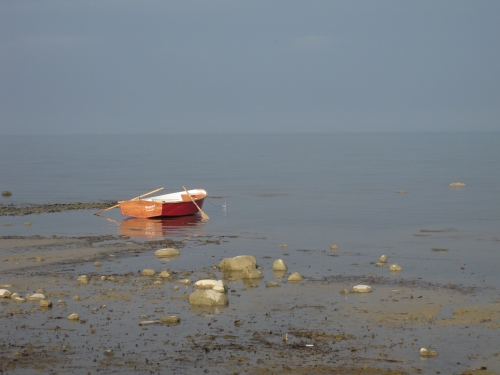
1 1 499 134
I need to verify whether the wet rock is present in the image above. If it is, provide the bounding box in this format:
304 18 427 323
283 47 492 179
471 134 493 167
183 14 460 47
243 266 264 279
219 255 257 271
77 275 89 284
12 296 26 303
194 280 227 293
104 349 114 356
107 276 116 282
72 295 80 301
24 222 31 226
379 255 388 263
159 270 171 279
189 289 229 306
40 299 52 308
154 280 162 285
0 289 11 298
420 347 438 357
330 244 338 250
287 272 303 282
26 293 46 300
266 281 281 288
67 313 79 320
172 286 179 291
141 269 155 276
100 276 106 281
449 182 466 187
155 248 180 257
94 262 102 268
35 257 44 262
340 289 350 295
389 263 402 272
2 191 12 197
56 300 66 306
178 278 192 285
139 320 160 326
351 285 372 293
279 244 288 248
374 262 383 267
160 315 180 324
272 259 288 271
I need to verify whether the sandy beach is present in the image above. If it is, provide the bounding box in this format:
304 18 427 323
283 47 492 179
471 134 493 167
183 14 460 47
1 225 499 374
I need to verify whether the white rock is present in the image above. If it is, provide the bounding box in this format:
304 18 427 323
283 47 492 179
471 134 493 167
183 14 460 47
243 266 264 279
40 299 52 308
379 255 388 263
138 320 161 326
213 280 227 293
178 279 192 285
141 269 155 276
0 289 11 298
351 285 372 293
194 280 217 289
77 275 89 284
420 347 438 357
159 270 171 278
272 259 288 271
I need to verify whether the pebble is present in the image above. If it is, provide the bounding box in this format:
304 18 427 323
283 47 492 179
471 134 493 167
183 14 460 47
340 289 350 295
420 347 438 357
141 269 155 276
330 244 338 250
159 270 171 279
35 257 44 262
287 272 303 282
379 255 388 263
279 244 288 248
272 259 288 271
172 286 179 291
77 275 89 284
351 285 372 293
26 293 46 300
266 281 281 288
1 191 12 197
100 276 106 281
72 295 80 301
94 262 102 267
67 313 79 320
389 263 402 272
374 262 383 267
24 222 31 226
139 320 160 326
178 279 192 285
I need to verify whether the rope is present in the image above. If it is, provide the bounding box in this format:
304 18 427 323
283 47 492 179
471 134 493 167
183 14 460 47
205 198 227 208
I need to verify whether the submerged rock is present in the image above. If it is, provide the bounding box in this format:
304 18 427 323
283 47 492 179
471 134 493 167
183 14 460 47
287 272 303 282
189 289 228 306
219 255 257 271
266 281 281 288
243 266 264 279
178 279 192 285
272 259 288 271
351 285 372 293
374 262 384 267
155 248 180 257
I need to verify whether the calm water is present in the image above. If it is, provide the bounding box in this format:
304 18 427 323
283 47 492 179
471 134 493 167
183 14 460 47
1 133 499 287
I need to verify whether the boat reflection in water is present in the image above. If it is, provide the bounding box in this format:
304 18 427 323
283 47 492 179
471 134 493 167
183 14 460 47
120 215 205 239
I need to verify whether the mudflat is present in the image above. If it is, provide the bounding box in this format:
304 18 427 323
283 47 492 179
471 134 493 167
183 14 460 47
1 233 499 375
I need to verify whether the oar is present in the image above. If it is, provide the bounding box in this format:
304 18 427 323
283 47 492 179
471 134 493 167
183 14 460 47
183 186 209 220
93 187 164 215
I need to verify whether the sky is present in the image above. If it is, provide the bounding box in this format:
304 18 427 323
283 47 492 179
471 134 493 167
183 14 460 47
1 1 499 134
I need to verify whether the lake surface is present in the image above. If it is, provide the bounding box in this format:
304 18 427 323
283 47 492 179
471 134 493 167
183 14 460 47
1 133 499 288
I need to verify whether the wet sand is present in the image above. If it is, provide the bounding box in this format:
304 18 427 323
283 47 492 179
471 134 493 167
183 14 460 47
1 233 499 374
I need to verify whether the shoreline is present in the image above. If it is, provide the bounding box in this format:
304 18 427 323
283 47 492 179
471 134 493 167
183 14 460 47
1 235 499 374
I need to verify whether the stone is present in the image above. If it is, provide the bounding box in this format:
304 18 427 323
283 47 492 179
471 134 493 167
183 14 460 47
72 295 80 301
141 269 155 276
189 289 229 306
213 280 227 293
159 270 171 278
389 263 402 272
420 348 438 357
139 320 160 326
1 191 12 197
340 289 350 295
24 222 31 226
94 262 102 267
67 313 79 320
0 289 11 298
159 315 181 324
219 255 257 271
243 266 264 279
26 293 46 300
379 255 387 263
449 182 466 187
374 262 383 267
351 285 372 293
330 244 338 250
155 248 180 257
40 299 52 308
272 259 288 271
77 275 89 284
287 272 303 282
178 279 192 285
266 281 281 288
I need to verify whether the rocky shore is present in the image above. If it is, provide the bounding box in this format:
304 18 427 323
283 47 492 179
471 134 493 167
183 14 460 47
0 202 114 216
1 233 499 374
